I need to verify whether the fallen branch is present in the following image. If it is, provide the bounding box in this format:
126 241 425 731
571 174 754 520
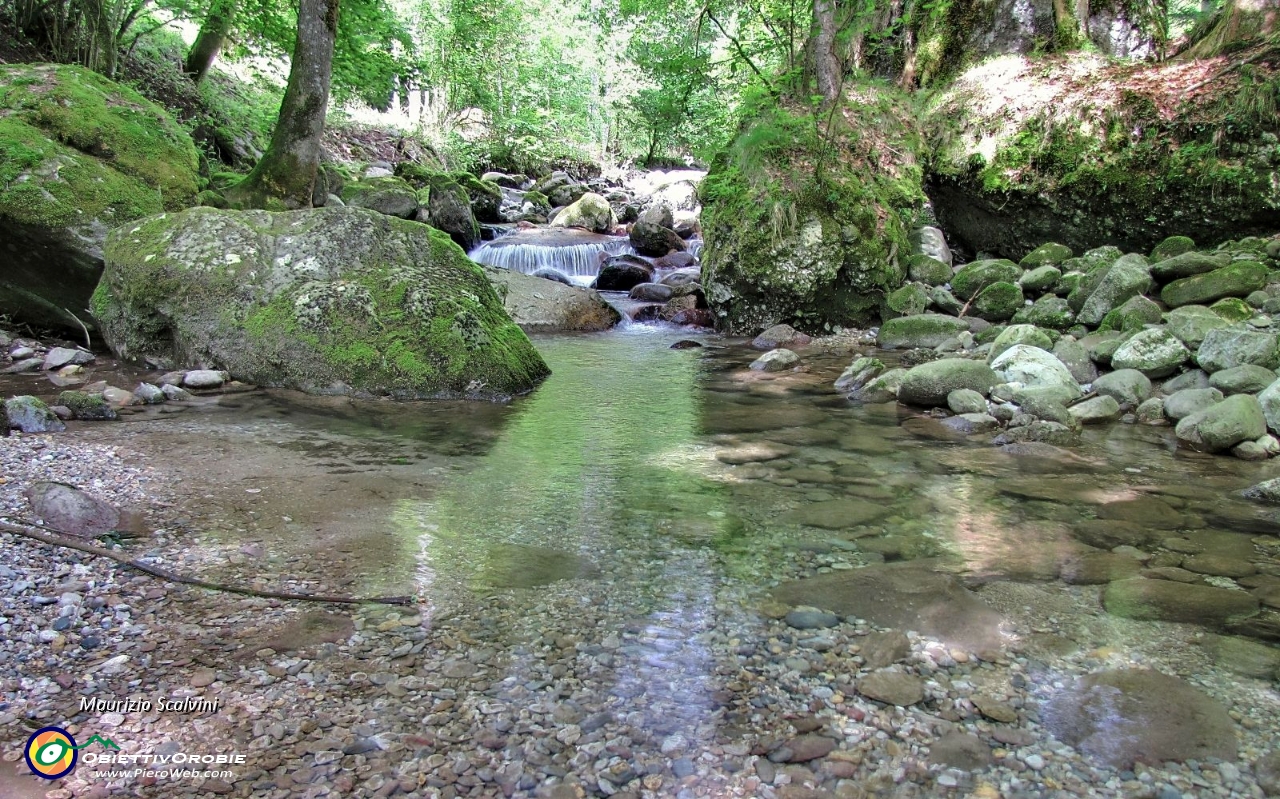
0 519 412 606
1182 41 1280 97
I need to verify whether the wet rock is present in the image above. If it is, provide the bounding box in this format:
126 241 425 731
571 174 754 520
752 324 812 350
750 348 800 372
531 267 573 285
659 266 701 287
182 370 228 389
858 630 910 670
1060 552 1142 584
773 559 1004 653
160 384 193 401
1110 328 1190 378
834 357 884 393
3 357 42 373
102 386 138 406
1243 477 1280 504
4 395 65 432
1073 520 1161 549
1044 669 1238 768
1068 395 1121 424
1204 635 1280 679
25 481 120 537
780 499 889 529
785 608 839 630
42 347 94 370
928 732 991 771
971 694 1018 723
1163 387 1224 420
1211 364 1277 395
1103 578 1259 628
1175 393 1267 452
782 735 836 762
1135 396 1166 424
628 282 673 302
947 389 988 415
716 442 795 464
56 390 118 421
595 257 653 291
851 368 906 403
992 420 1080 446
857 671 924 706
1162 261 1267 308
897 358 998 407
1182 554 1257 578
133 382 165 404
552 192 617 234
1256 750 1280 796
1094 496 1190 529
1196 327 1280 373
474 543 599 590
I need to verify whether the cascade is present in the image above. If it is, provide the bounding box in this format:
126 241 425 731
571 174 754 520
469 228 637 286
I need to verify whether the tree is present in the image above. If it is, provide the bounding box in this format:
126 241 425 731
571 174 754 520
1185 0 1278 57
225 0 338 209
185 0 238 82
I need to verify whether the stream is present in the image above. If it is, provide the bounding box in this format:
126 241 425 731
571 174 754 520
5 325 1280 798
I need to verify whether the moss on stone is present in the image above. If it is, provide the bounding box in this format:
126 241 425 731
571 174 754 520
1020 243 1073 268
1210 297 1254 322
972 281 1024 322
56 390 116 420
1151 235 1196 262
701 88 926 334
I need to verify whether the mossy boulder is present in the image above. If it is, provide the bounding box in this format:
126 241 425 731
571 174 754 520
1074 254 1152 326
1161 261 1267 308
414 174 480 251
1166 305 1231 348
1175 394 1267 452
700 95 923 334
877 313 969 349
551 192 617 234
452 172 503 223
885 283 930 318
897 358 998 407
340 176 419 219
1018 265 1061 294
971 281 1023 322
1020 243 1072 268
1150 251 1229 282
95 206 549 400
1111 328 1190 378
1210 297 1253 323
988 324 1053 362
56 390 116 421
1099 295 1162 332
1150 235 1196 262
0 63 200 332
907 254 952 285
950 259 1021 301
1195 327 1280 373
1012 295 1074 330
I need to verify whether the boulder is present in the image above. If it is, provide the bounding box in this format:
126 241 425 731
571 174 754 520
1161 261 1268 307
24 481 119 537
907 254 952 285
4 395 66 433
1092 369 1152 407
1069 395 1121 424
629 221 686 257
886 282 930 317
595 257 653 292
1165 304 1231 348
56 390 117 421
1043 669 1238 768
414 174 480 251
1098 294 1162 332
0 63 199 333
1163 388 1223 421
989 345 1081 397
1052 338 1098 384
552 192 617 234
629 283 674 303
951 259 1021 300
988 324 1053 362
451 172 504 223
97 207 549 399
340 177 418 219
750 348 800 372
1149 235 1196 262
877 314 970 349
1210 364 1276 395
1076 255 1153 327
897 359 998 407
483 266 619 333
1020 242 1072 268
1103 578 1259 627
1149 250 1228 282
851 368 907 403
1013 295 1075 330
971 281 1024 322
1211 296 1254 322
911 226 952 267
1259 378 1280 435
1110 328 1190 378
752 324 812 350
834 357 885 393
1175 394 1267 452
947 388 988 415
1196 327 1280 373
1018 265 1062 294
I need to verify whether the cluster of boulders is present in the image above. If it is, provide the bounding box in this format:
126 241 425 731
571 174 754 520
825 230 1280 458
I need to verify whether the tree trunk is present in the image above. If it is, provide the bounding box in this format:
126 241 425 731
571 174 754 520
185 0 238 83
81 0 118 77
226 0 339 210
1186 0 1278 58
806 0 841 104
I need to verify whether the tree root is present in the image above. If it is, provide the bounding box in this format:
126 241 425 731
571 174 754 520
0 518 413 606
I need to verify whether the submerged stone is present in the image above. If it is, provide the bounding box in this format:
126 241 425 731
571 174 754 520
1103 578 1258 627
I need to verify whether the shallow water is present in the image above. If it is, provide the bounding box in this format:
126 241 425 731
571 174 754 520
11 327 1280 797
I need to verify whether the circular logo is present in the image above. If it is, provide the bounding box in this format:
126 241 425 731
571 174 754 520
25 726 78 780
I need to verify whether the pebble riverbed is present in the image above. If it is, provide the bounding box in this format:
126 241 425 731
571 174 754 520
2 330 1280 799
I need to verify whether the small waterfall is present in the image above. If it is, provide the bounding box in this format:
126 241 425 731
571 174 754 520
469 229 636 286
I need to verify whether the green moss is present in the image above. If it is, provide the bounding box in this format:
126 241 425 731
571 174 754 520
522 190 551 209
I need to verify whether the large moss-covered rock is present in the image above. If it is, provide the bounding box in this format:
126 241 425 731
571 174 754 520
340 177 418 219
414 173 480 251
950 259 1021 301
1196 327 1280 372
0 63 200 332
1110 328 1190 378
925 54 1280 258
95 207 550 399
1175 394 1267 452
701 95 923 334
897 358 998 407
551 192 617 234
1076 256 1153 327
483 266 619 333
877 313 969 349
1161 261 1268 308
971 281 1024 322
1166 305 1231 348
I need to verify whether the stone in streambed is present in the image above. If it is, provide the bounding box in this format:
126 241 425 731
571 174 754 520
1210 364 1276 395
1068 395 1121 424
56 390 117 421
1175 394 1267 452
781 499 889 529
990 345 1080 397
42 347 94 370
784 607 839 630
716 442 795 464
858 630 910 669
947 389 987 415
834 357 884 393
1092 369 1151 407
857 671 924 706
897 358 997 407
750 348 800 372
1204 635 1280 679
1043 669 1237 768
1165 305 1231 348
25 481 120 537
1060 552 1141 584
929 732 992 771
752 324 812 350
4 396 65 432
1196 327 1280 373
182 370 228 389
1103 578 1258 627
1162 261 1267 308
